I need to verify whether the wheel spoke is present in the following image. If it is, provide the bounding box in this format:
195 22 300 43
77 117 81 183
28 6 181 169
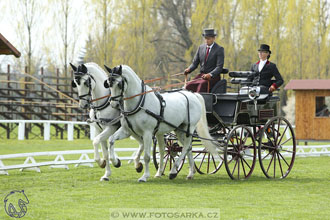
231 159 238 176
279 137 292 146
265 131 276 147
242 154 255 158
238 158 240 179
241 158 247 177
266 153 274 173
198 153 206 170
277 125 289 146
273 152 276 178
240 127 244 146
242 143 254 151
193 152 201 159
280 148 294 153
212 155 217 170
277 152 284 177
242 157 251 169
262 144 276 150
275 118 281 145
207 153 210 173
278 152 290 167
262 151 271 160
242 134 250 148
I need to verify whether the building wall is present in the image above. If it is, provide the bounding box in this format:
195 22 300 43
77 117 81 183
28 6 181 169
295 90 330 140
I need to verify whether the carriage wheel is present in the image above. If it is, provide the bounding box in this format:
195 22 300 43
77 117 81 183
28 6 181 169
224 125 257 180
192 122 227 174
258 116 296 179
192 147 223 174
153 133 185 174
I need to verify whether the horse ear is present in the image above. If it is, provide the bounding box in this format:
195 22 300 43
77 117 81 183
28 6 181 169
81 64 88 73
104 65 112 74
104 79 110 88
70 63 77 72
118 65 122 75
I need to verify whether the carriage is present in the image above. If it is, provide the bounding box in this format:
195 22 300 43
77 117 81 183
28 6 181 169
153 69 296 180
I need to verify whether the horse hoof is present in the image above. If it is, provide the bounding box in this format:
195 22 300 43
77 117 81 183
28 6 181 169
138 178 146 182
136 162 143 173
114 159 121 168
100 177 109 181
186 176 194 180
169 173 177 180
99 160 106 169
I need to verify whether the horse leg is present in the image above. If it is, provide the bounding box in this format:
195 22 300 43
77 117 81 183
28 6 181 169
169 131 194 180
138 133 152 182
154 134 165 178
108 127 121 169
100 140 111 181
92 126 104 168
133 138 144 173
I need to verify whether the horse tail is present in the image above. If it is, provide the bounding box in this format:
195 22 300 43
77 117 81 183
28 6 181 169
194 93 220 160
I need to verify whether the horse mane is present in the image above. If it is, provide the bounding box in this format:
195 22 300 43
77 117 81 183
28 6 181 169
121 65 141 82
84 62 108 79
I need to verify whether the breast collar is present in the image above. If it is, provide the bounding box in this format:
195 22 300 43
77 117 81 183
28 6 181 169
119 80 146 117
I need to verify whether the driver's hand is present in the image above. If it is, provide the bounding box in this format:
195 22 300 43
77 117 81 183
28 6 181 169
269 85 276 92
202 73 212 80
184 68 190 75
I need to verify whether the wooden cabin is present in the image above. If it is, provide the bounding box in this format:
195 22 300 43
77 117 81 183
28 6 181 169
0 33 21 58
285 80 330 141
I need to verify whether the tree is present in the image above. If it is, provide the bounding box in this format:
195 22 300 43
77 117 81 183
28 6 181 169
13 0 42 74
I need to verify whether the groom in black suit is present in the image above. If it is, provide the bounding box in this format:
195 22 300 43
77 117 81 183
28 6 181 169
184 28 225 92
248 44 284 94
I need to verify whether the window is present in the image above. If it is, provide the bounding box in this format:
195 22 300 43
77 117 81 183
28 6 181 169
315 96 330 117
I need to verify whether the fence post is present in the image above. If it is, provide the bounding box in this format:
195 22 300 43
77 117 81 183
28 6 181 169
90 124 95 140
67 123 74 141
44 122 50 141
18 121 25 140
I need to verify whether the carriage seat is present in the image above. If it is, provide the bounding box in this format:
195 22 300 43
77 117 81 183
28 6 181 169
209 68 229 93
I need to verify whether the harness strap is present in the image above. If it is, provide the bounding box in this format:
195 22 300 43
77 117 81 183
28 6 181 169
121 81 146 116
178 92 191 137
151 92 166 136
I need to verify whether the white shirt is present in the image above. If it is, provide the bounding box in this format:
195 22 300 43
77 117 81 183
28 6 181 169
258 59 267 72
206 42 215 53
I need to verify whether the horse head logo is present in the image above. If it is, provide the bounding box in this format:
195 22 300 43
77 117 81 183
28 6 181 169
4 190 29 218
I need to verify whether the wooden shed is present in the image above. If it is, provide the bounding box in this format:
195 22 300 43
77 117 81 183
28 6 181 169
0 33 21 57
285 80 330 141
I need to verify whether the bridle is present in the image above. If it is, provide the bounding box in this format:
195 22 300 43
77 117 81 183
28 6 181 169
106 73 146 116
73 72 111 110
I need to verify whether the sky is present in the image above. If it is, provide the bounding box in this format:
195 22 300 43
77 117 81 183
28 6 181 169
0 0 91 69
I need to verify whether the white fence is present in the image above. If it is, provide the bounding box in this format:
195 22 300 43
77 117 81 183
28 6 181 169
0 120 96 141
0 145 329 175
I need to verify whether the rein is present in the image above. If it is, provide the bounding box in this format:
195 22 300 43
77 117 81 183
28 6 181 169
90 76 203 103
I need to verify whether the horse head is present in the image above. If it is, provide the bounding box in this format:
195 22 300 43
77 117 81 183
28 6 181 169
104 65 126 108
70 63 95 109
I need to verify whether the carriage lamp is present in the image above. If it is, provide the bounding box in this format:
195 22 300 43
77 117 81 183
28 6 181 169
248 87 261 100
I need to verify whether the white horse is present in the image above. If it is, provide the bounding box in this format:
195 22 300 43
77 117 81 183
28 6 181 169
104 65 219 182
70 62 121 181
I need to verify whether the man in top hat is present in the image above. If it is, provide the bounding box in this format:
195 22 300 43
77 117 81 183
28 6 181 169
184 28 224 93
248 44 284 94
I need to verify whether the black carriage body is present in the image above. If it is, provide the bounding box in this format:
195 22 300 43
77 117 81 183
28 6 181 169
200 91 279 127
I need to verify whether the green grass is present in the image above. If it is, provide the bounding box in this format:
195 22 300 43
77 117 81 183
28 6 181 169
1 139 330 220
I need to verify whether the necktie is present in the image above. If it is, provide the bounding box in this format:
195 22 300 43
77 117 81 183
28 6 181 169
204 46 210 62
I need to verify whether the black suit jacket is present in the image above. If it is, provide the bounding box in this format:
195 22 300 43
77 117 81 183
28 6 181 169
188 42 224 78
248 61 284 89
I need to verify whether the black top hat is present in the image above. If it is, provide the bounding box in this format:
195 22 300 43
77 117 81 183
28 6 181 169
258 44 271 54
202 28 217 37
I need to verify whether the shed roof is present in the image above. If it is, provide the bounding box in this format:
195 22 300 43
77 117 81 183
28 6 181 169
284 79 330 90
0 33 21 58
